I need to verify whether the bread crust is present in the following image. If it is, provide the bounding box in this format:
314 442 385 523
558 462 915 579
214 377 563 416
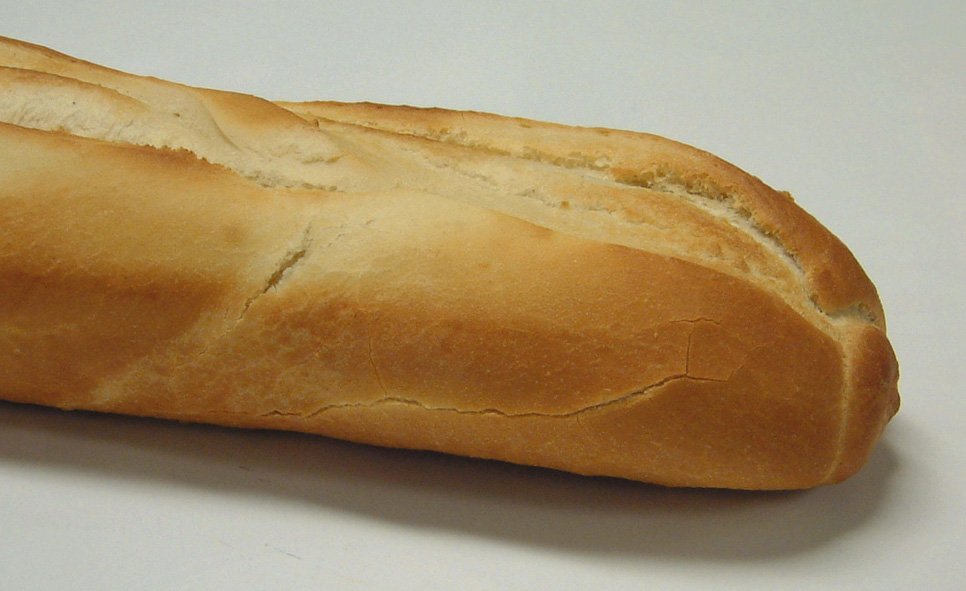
0 36 898 489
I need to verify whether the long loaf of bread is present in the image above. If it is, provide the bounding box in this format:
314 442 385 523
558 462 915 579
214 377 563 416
0 37 898 489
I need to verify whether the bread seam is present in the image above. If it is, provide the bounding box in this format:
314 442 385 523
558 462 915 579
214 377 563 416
825 353 854 482
0 66 345 193
308 119 815 323
0 38 871 325
0 60 845 331
385 136 827 326
292 111 873 326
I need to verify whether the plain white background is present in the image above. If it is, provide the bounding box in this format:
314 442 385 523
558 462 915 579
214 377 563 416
1 2 963 589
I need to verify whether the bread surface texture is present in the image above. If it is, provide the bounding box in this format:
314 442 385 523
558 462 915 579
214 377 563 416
0 37 899 489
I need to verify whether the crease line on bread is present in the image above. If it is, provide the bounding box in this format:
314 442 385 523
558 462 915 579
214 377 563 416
364 315 388 396
235 222 314 323
823 349 857 484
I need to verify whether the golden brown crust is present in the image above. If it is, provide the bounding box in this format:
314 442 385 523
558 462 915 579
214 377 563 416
0 122 319 408
0 36 899 489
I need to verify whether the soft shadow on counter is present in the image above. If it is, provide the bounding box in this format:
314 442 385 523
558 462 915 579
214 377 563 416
0 400 899 560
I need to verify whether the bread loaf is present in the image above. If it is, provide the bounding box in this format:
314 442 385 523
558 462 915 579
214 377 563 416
0 37 898 489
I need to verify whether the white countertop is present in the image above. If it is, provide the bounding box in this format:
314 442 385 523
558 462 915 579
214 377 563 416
2 2 963 589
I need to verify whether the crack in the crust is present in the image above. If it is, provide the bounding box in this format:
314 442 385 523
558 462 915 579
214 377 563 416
670 317 723 326
251 314 745 422
253 317 737 421
259 410 304 418
677 318 754 383
271 317 743 420
236 223 313 322
258 373 729 421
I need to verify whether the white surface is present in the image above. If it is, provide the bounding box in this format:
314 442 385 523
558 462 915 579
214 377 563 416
1 2 964 589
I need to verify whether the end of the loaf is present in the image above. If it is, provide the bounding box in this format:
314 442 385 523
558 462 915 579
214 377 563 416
825 324 900 485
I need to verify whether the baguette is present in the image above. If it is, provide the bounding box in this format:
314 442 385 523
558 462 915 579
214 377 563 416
0 37 898 489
